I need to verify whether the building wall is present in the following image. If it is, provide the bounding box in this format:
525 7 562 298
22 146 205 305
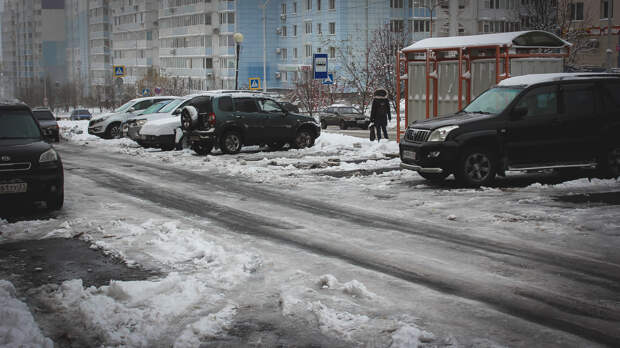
65 0 90 95
88 0 112 99
571 0 620 69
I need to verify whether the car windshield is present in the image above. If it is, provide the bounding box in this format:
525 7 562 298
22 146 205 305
159 99 184 113
0 110 42 139
76 109 90 115
115 100 135 113
335 107 356 113
140 100 172 114
32 110 55 121
463 87 523 114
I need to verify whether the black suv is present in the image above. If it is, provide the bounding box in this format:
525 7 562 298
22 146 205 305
400 73 620 186
181 92 321 155
32 107 60 142
319 105 370 130
0 101 64 210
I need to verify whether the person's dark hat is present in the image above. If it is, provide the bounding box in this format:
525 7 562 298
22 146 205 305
373 89 387 98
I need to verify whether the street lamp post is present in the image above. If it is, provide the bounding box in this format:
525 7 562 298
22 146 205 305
260 0 271 92
234 32 244 90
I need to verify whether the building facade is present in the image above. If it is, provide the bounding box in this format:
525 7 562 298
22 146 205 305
65 0 90 96
88 0 112 99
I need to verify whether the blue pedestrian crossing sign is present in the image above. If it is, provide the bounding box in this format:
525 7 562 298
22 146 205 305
142 88 150 96
113 65 126 77
249 78 261 90
322 73 334 85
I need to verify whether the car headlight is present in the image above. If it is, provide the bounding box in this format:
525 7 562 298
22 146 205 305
428 125 459 142
136 119 148 127
39 148 58 163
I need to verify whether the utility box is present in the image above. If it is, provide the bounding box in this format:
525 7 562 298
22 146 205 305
396 31 572 140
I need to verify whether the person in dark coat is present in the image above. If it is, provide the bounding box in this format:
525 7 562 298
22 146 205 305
370 89 391 141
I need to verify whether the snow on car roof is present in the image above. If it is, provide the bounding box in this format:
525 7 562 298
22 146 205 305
403 30 570 51
498 73 620 87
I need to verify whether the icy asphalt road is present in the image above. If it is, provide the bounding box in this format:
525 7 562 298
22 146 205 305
2 128 620 347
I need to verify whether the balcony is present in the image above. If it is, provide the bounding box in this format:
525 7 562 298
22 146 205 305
90 31 110 40
162 68 213 77
159 25 210 38
218 1 234 11
217 46 235 56
90 15 110 24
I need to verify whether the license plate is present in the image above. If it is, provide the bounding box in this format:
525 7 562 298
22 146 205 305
356 120 367 124
402 150 416 160
0 183 27 194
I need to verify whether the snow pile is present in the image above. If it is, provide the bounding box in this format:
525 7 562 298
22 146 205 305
38 274 237 347
0 280 54 348
390 324 435 348
58 120 139 149
0 218 74 242
317 274 376 299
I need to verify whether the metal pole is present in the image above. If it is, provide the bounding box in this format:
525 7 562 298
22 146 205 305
607 0 614 71
235 42 240 90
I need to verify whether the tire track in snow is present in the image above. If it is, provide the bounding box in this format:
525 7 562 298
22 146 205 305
60 149 620 347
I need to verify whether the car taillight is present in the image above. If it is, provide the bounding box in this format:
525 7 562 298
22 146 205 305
208 112 216 126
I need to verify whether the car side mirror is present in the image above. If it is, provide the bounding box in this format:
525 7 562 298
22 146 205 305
172 109 181 115
511 106 527 120
129 107 136 113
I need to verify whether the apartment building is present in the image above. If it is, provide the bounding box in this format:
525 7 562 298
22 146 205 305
88 0 112 98
111 0 159 85
65 0 90 95
570 0 620 69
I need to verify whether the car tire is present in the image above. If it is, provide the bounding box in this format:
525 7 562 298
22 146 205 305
46 189 64 211
419 172 449 183
105 122 121 139
191 141 213 155
268 141 285 150
454 147 497 187
220 131 242 154
321 121 327 129
339 120 348 130
596 146 620 179
293 129 315 149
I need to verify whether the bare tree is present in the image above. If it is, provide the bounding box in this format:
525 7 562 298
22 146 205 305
368 25 408 111
137 68 191 97
336 44 378 115
291 77 328 117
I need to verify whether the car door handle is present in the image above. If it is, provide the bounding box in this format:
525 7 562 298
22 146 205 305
235 115 241 119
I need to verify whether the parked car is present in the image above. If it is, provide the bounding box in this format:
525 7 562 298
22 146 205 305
181 92 321 155
0 101 64 210
70 109 92 120
88 96 175 139
399 73 620 186
122 98 180 138
31 107 60 142
126 97 192 149
318 105 370 130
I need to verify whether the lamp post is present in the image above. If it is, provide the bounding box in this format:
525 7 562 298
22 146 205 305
260 0 271 92
234 32 244 90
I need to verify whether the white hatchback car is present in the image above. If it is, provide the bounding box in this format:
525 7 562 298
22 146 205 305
88 96 175 138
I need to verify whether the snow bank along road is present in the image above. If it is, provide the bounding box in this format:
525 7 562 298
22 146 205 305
2 130 620 347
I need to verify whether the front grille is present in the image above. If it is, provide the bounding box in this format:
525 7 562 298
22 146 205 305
0 162 31 172
405 128 431 142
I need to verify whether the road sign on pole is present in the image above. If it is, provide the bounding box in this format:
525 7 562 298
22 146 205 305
249 78 261 90
313 54 328 79
113 65 126 77
142 88 151 96
322 73 334 85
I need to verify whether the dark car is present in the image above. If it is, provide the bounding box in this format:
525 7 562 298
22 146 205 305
181 92 321 155
399 73 620 187
32 108 60 142
70 109 92 120
319 105 370 130
0 101 64 210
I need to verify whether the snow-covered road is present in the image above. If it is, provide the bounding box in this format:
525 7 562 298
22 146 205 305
1 121 619 347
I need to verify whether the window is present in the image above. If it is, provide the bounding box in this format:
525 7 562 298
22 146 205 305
570 2 584 20
329 22 335 34
218 97 233 112
329 46 336 58
293 47 298 58
329 0 335 9
219 12 234 24
317 23 322 34
562 84 595 116
281 48 288 59
390 0 404 8
390 19 404 32
258 99 284 113
516 86 558 118
282 26 287 36
305 21 312 34
234 98 259 113
281 3 286 14
293 2 297 13
601 0 613 18
317 0 321 10
293 24 298 36
305 44 312 57
413 19 429 32
307 0 312 11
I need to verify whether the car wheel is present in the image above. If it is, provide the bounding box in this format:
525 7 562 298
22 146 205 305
597 147 620 179
220 131 242 154
321 120 327 129
191 141 213 155
46 189 64 211
268 141 285 150
293 129 315 149
455 147 497 187
419 172 449 183
105 122 121 139
339 120 348 130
